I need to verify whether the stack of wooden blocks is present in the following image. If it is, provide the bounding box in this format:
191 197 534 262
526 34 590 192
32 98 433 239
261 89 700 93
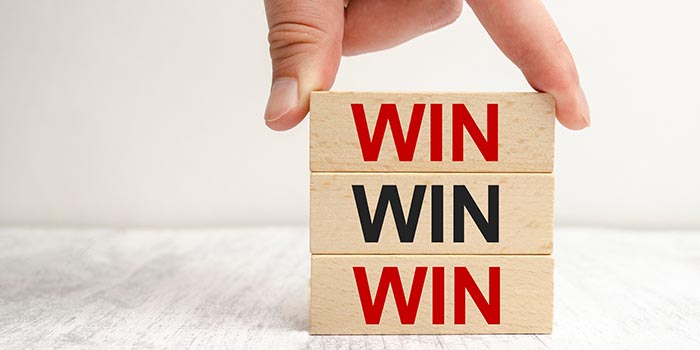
309 92 555 335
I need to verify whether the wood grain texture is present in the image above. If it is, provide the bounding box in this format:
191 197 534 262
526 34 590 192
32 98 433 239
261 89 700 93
310 255 553 334
2 227 700 349
310 173 553 254
310 92 554 173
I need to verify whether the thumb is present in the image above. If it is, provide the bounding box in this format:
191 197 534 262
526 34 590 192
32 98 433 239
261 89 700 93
263 0 344 131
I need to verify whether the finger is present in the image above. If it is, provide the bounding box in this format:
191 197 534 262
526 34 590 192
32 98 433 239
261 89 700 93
343 0 463 56
466 0 590 129
263 0 344 131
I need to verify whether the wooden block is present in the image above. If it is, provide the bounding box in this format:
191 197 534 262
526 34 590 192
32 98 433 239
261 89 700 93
310 254 553 334
310 92 554 173
310 172 553 254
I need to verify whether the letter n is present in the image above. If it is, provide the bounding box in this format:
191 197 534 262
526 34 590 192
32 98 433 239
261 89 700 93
454 266 500 325
453 185 499 243
452 103 498 161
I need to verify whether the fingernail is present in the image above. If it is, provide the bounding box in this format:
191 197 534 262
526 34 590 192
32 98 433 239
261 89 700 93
577 85 591 127
264 78 298 122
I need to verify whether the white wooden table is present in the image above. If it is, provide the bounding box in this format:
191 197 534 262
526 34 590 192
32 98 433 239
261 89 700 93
1 227 699 349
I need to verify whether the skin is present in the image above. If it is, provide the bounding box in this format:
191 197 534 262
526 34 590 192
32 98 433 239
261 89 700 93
262 0 590 131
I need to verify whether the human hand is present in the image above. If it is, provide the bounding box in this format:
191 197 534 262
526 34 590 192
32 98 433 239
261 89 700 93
263 0 590 131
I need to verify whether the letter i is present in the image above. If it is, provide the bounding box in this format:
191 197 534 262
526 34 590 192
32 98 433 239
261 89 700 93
432 266 445 325
430 104 442 161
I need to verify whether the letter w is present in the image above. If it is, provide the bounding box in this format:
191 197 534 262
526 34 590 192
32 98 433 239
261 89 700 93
353 266 428 325
352 103 425 161
352 185 426 243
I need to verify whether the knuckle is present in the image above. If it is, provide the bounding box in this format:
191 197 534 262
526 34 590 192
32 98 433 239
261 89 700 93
266 4 339 72
268 20 326 49
268 21 325 54
267 20 328 71
265 3 334 51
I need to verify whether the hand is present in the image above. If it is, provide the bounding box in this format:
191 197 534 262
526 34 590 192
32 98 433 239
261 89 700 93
263 0 590 131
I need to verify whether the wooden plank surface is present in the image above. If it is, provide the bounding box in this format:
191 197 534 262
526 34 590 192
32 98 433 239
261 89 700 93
310 255 553 334
311 173 553 254
2 227 700 349
310 92 554 173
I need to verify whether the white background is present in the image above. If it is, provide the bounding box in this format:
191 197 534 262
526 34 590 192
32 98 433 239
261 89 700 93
0 0 698 228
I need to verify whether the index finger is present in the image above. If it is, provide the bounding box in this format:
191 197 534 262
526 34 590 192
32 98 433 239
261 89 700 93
467 0 590 129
